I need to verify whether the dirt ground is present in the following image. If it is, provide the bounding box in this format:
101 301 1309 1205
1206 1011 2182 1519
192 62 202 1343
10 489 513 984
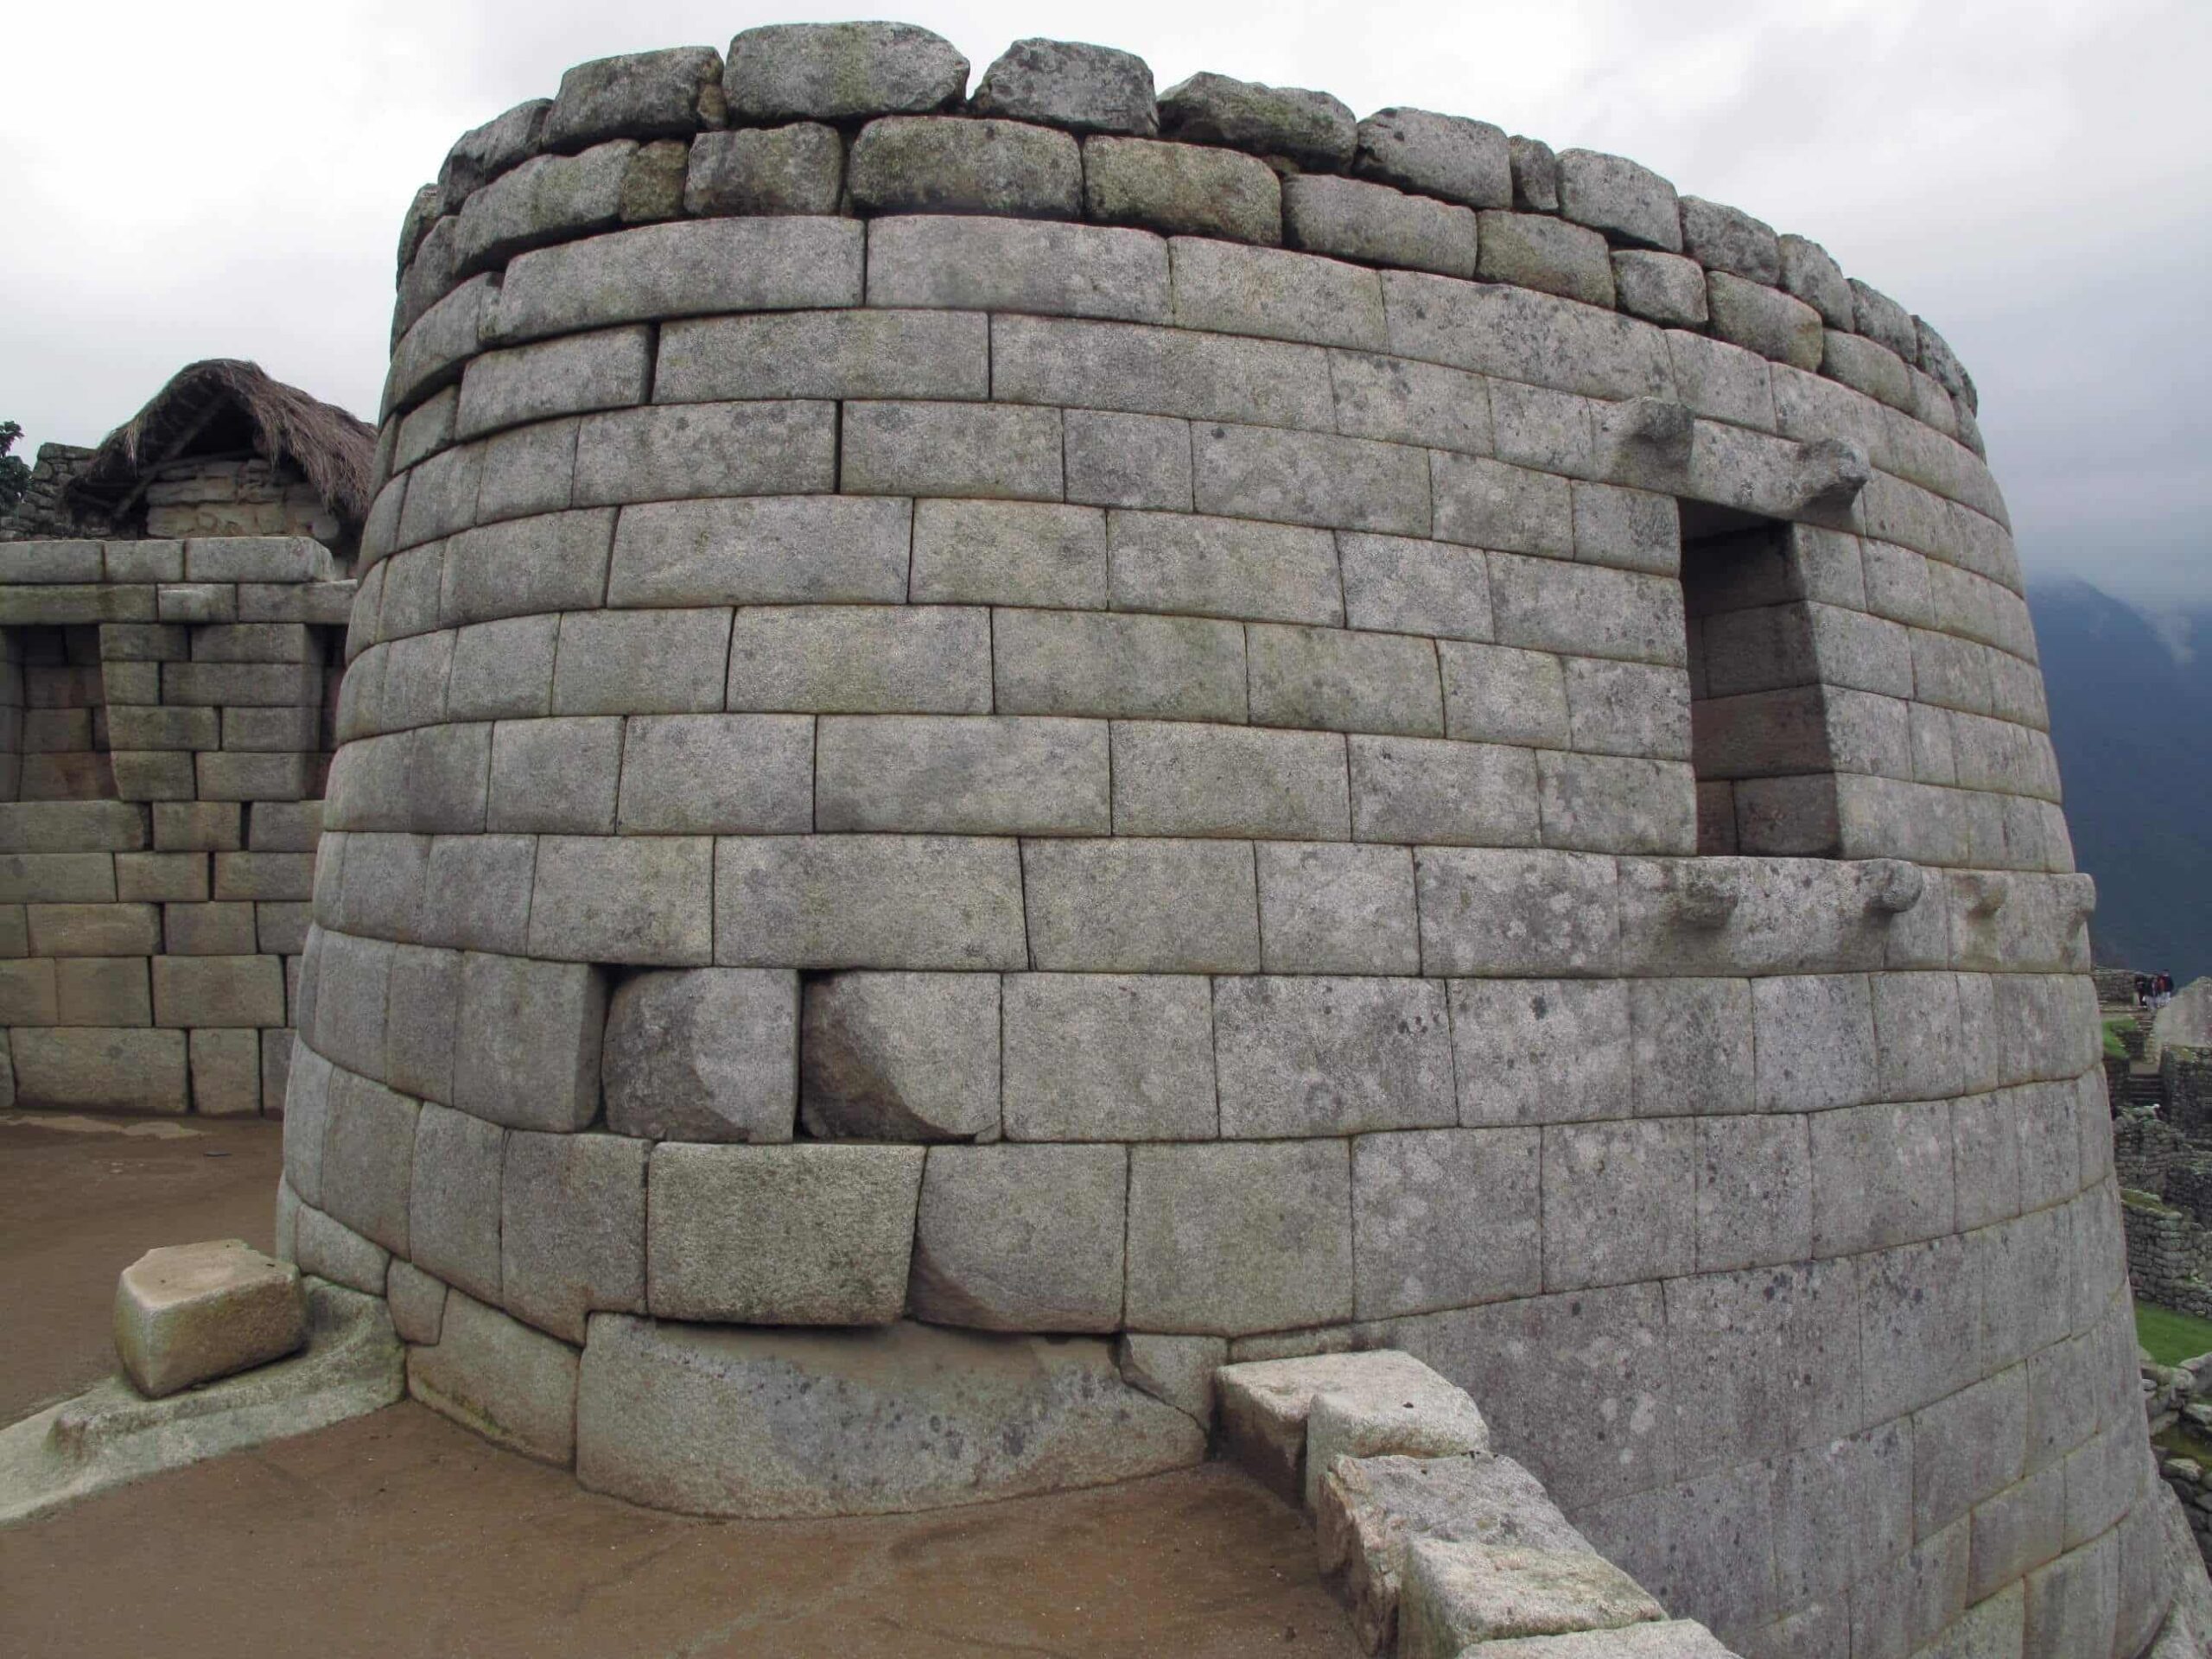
0 1113 1360 1659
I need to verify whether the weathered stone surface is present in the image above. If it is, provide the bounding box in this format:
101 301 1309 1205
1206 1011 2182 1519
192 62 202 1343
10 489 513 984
499 1131 646 1344
1777 232 1853 328
970 38 1155 135
1116 1332 1227 1423
1355 108 1512 207
1083 136 1281 245
1318 1452 1592 1655
715 835 1027 970
1477 212 1615 308
647 1142 925 1323
847 117 1082 219
868 215 1170 323
723 22 969 124
1125 1141 1353 1335
1215 976 1453 1137
113 1241 303 1399
1255 842 1420 975
800 971 1000 1142
1679 196 1780 283
1304 1372 1491 1509
1020 837 1260 973
406 1103 504 1305
437 99 550 214
543 47 725 150
683 123 842 217
1611 251 1708 327
1706 271 1823 370
1850 276 1920 360
454 952 606 1132
576 1316 1204 1516
602 968 797 1143
1510 137 1559 212
407 1288 577 1465
910 1142 1126 1331
1214 1349 1460 1502
817 714 1107 836
1282 175 1478 278
1398 1535 1665 1655
1001 972 1216 1141
1554 149 1681 251
1352 1128 1541 1319
1159 72 1354 168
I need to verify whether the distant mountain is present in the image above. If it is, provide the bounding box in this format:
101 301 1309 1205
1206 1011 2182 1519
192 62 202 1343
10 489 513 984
2028 575 2212 982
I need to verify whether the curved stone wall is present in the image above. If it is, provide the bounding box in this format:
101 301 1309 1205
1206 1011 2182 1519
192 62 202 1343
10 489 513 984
283 24 2172 1658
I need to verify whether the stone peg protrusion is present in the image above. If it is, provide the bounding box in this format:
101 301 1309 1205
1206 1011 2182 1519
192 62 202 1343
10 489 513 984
1667 862 1741 929
1957 871 2011 917
1791 436 1871 511
2061 873 2099 927
1859 858 1924 916
1617 397 1693 465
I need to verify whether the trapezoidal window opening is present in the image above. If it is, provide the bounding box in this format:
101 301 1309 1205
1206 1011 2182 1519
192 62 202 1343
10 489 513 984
1678 504 1842 857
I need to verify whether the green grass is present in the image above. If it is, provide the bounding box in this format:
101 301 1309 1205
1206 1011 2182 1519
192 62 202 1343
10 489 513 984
2104 1016 2134 1060
2138 1300 2212 1366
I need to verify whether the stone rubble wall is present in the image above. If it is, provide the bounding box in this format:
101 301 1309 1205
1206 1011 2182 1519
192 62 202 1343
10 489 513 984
282 24 2179 1659
0 444 105 543
0 537 354 1115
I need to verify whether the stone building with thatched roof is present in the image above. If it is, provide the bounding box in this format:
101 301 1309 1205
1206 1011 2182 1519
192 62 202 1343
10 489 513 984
0 359 364 1116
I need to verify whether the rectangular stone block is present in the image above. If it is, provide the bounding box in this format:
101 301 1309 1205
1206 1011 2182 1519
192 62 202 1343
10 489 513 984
1351 1128 1541 1319
1346 735 1539 849
910 499 1105 609
550 607 731 715
1063 411 1192 514
573 400 836 505
1859 1236 1983 1420
1540 1119 1696 1291
1001 973 1217 1141
408 1101 505 1305
406 1289 578 1466
1216 976 1454 1137
1106 509 1343 626
527 834 713 966
105 704 218 752
1491 552 1687 667
1255 842 1419 975
991 314 1333 430
1330 350 1494 460
646 1142 924 1324
8 1027 188 1112
1192 423 1430 537
1430 452 1573 560
151 953 285 1027
165 901 257 956
1694 1115 1813 1274
911 1143 1128 1332
714 835 1027 970
1751 974 1878 1111
453 951 606 1132
116 852 209 904
1438 640 1569 748
502 1130 647 1343
0 852 117 905
441 512 615 629
607 494 912 608
841 400 1063 502
1810 1099 1956 1256
1110 721 1349 841
994 607 1247 723
446 615 559 720
1537 752 1697 855
1414 849 1619 976
1248 624 1445 737
609 967 799 1144
211 851 316 903
1126 1141 1354 1336
616 714 813 835
1023 837 1261 973
657 308 987 404
384 942 461 1105
0 801 149 855
866 214 1171 324
27 902 162 957
1338 533 1493 642
0 958 57 1023
490 217 864 345
321 1071 419 1255
197 749 314 804
486 716 620 835
1629 977 1752 1116
1451 978 1631 1127
726 605 989 715
798 970 993 1144
817 715 1109 836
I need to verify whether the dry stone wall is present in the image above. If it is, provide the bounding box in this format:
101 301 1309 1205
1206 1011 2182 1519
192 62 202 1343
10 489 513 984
0 537 353 1115
284 24 2183 1659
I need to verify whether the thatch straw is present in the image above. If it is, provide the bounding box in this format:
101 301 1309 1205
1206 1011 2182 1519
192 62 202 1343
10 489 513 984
67 359 376 527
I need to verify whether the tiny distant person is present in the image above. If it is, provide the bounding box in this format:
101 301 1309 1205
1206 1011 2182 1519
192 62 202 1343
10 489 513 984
2137 972 2152 1007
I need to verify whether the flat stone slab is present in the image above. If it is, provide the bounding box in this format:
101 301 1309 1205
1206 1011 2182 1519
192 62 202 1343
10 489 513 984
577 1315 1206 1516
113 1239 304 1398
1217 1349 1465 1503
0 1280 402 1527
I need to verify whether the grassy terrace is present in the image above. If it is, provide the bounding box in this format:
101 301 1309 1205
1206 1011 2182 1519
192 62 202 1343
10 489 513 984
2139 1300 2212 1367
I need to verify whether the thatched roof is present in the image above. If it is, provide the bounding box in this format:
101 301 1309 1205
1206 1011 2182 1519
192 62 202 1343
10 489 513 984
67 359 376 528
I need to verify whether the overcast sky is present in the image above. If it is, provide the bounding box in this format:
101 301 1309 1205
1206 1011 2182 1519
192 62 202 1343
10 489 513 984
5 0 2206 610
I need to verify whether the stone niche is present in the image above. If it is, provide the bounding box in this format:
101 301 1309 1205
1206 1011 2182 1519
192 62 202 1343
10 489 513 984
287 22 2182 1659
